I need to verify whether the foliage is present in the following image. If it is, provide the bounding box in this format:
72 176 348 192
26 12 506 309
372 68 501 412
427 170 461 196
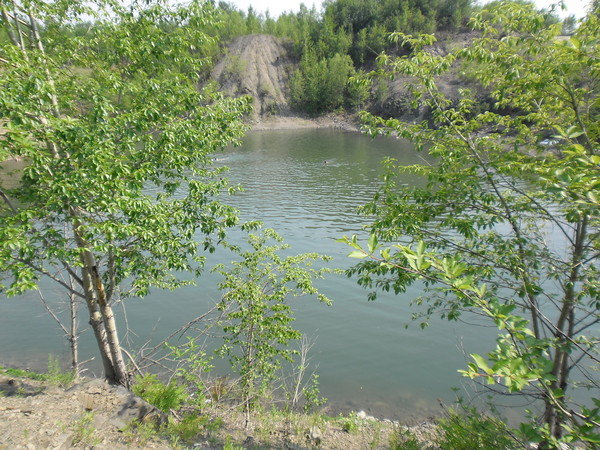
210 0 572 115
340 412 361 433
322 0 470 64
45 355 76 387
167 337 214 407
302 373 327 413
125 412 222 446
132 374 188 412
0 0 251 386
388 426 429 450
122 419 160 447
166 412 221 446
347 69 372 110
214 0 474 66
344 2 600 446
436 407 521 449
223 436 245 450
213 229 331 422
290 48 356 114
0 366 47 381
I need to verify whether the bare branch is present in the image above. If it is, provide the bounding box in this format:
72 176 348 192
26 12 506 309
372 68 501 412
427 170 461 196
37 289 70 336
0 189 18 214
121 347 144 378
16 258 86 299
1 6 20 47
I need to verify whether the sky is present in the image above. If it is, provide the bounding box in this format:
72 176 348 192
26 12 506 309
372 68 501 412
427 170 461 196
224 0 591 19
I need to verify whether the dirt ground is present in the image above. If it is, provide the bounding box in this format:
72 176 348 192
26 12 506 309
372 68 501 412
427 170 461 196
0 374 438 449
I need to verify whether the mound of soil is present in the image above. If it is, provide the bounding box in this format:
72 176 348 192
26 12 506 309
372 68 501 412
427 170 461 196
212 34 294 121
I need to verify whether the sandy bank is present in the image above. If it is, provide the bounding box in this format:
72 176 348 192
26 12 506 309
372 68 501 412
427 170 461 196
249 113 361 133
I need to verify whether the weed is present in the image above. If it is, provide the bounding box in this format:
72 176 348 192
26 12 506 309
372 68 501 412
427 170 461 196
389 426 423 450
208 375 230 402
123 419 158 447
223 435 244 450
437 407 521 450
340 413 360 433
0 366 45 381
168 413 222 445
370 421 382 449
132 374 187 412
46 355 74 386
167 338 212 407
72 411 100 446
309 411 327 429
125 411 222 447
302 374 327 413
0 355 74 387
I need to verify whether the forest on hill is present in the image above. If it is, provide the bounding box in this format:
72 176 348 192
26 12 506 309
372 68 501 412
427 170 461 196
209 0 576 115
0 0 576 118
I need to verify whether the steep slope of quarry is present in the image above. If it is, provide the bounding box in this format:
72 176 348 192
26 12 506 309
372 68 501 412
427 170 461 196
211 34 294 121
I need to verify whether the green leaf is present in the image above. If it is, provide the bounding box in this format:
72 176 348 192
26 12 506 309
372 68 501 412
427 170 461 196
348 250 368 259
367 233 378 254
470 354 492 375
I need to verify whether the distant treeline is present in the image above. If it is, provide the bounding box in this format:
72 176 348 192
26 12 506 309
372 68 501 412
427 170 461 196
10 0 574 116
213 0 574 114
218 0 470 64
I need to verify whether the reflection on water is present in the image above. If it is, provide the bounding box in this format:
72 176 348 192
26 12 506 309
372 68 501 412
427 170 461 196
0 129 501 421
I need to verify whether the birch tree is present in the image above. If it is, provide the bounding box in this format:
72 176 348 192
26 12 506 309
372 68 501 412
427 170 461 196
0 0 251 387
344 2 599 446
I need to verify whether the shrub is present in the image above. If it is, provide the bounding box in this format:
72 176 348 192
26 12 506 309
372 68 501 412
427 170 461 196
132 374 187 412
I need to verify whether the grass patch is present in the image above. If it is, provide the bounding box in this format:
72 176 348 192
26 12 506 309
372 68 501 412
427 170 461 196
339 412 361 433
0 355 74 387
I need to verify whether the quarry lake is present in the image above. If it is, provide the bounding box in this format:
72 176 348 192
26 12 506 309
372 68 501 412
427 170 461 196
0 128 501 421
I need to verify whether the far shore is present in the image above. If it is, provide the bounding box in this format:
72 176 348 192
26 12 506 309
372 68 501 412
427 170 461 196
248 113 361 133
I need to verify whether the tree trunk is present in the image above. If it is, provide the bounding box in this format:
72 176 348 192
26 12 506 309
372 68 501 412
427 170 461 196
68 287 79 378
79 258 117 383
74 223 129 387
542 217 588 442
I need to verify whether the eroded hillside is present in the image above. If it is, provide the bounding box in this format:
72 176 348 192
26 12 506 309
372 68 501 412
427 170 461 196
211 34 293 121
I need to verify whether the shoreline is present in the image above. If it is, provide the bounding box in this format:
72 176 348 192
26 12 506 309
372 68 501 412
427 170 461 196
0 356 438 426
0 367 440 449
247 113 362 133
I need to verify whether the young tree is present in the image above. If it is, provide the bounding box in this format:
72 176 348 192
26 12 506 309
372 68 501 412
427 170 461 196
0 0 251 387
213 229 330 425
343 2 599 446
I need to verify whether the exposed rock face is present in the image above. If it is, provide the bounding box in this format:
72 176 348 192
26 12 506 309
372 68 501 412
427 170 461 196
211 34 293 121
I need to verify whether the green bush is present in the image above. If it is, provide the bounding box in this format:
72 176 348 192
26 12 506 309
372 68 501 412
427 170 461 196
437 408 521 450
132 374 187 412
166 413 221 445
290 49 355 114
